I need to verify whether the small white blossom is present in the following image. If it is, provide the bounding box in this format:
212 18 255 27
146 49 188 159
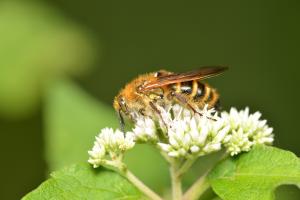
223 128 252 156
88 128 135 168
88 142 106 168
130 116 158 142
96 128 135 152
252 127 274 144
221 107 274 156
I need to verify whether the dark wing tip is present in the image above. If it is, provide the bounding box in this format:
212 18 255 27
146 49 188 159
218 65 229 71
192 65 229 77
206 65 229 75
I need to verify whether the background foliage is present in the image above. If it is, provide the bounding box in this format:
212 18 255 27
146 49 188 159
0 0 299 199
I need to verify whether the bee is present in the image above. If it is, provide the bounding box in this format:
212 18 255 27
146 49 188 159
114 66 228 131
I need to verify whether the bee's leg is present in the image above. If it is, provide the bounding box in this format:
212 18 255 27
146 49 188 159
170 92 202 116
149 101 168 130
118 110 125 133
138 108 146 116
171 92 216 120
214 99 222 111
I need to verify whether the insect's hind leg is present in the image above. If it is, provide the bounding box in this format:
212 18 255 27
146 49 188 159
170 92 202 116
170 92 216 121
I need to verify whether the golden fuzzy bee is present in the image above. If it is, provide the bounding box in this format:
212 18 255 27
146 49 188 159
114 66 228 130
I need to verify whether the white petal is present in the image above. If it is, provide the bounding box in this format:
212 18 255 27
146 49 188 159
198 126 208 145
157 143 172 152
190 145 200 153
168 151 179 157
214 125 230 143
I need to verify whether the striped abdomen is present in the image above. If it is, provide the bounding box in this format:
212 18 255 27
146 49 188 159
170 80 220 109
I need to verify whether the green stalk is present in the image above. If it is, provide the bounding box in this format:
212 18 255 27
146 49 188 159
182 171 210 200
105 160 163 200
125 170 163 200
170 160 182 200
176 158 196 177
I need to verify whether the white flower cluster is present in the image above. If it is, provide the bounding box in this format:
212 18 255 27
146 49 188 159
88 104 274 167
127 104 274 158
221 107 274 155
128 116 158 142
157 105 230 158
88 128 135 168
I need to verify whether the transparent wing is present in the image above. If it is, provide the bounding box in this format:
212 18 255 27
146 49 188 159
142 66 228 91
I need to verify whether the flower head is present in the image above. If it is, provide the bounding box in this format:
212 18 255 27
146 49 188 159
96 128 135 152
129 116 158 142
88 128 135 168
157 104 230 158
88 142 106 168
221 107 274 155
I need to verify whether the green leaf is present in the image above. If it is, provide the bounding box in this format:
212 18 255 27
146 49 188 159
209 145 300 200
45 79 118 170
22 163 146 200
0 1 97 118
45 79 169 192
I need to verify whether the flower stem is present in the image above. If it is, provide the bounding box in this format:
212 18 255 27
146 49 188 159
182 171 210 200
124 169 163 200
176 158 196 177
170 161 182 200
182 153 228 200
104 160 163 200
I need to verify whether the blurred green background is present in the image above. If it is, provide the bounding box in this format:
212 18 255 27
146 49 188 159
0 0 299 199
